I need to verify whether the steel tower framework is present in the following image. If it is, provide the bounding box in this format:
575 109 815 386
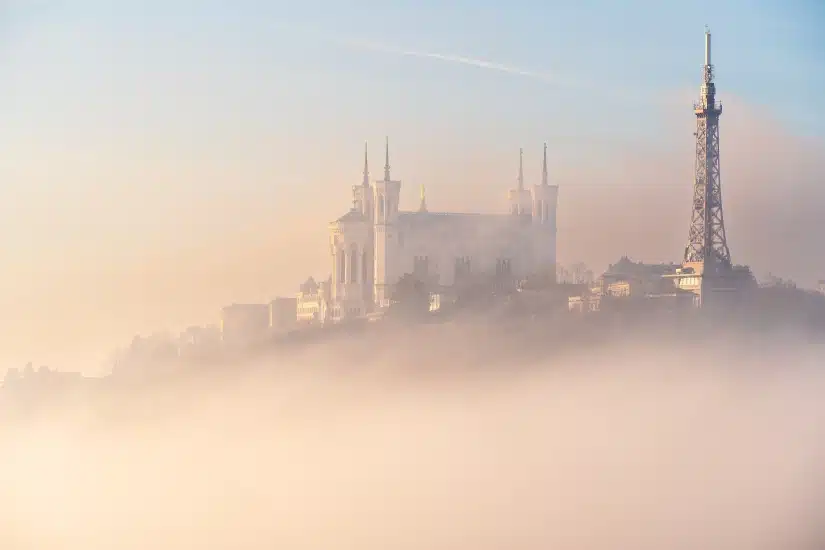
684 28 731 270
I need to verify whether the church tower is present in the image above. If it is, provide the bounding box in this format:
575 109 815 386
531 142 559 275
373 137 402 307
508 148 533 222
352 142 373 220
329 142 376 320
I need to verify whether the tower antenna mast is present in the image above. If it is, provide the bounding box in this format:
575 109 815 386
684 27 731 269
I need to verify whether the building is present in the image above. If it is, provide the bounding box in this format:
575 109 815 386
818 280 825 295
220 303 270 347
269 297 297 331
177 324 221 358
115 331 179 368
568 258 693 313
326 139 558 322
296 277 330 324
1 364 86 393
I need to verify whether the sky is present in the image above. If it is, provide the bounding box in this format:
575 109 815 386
0 0 824 370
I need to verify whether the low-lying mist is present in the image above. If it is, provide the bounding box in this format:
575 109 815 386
3 321 825 549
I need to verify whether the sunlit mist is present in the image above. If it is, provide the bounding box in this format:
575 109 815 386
2 322 825 549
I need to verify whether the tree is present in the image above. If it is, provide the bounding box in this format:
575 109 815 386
764 273 797 289
2 368 20 387
520 267 557 290
389 274 431 318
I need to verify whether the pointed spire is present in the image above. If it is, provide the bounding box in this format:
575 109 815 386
542 142 548 186
518 147 524 190
384 136 391 181
419 184 427 213
362 141 370 187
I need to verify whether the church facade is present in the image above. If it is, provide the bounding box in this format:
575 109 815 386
326 139 558 322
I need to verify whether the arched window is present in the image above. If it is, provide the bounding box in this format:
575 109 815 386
338 251 346 283
350 245 358 284
378 194 385 219
413 256 429 278
362 250 369 283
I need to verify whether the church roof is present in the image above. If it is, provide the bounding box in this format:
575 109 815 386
398 210 502 219
299 277 319 294
398 210 507 226
335 209 366 223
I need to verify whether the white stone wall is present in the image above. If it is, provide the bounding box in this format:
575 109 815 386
325 150 558 318
373 178 401 307
330 219 371 298
390 213 551 288
531 184 559 273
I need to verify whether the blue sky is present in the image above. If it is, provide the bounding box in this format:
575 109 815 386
1 0 824 366
3 0 824 143
3 0 823 220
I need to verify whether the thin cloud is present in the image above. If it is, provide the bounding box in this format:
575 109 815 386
269 19 666 103
347 37 586 89
288 26 649 103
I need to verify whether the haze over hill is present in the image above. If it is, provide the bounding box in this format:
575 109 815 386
3 3 825 548
3 320 825 549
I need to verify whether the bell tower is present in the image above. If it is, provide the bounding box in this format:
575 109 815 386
532 142 559 274
508 148 533 223
373 136 402 307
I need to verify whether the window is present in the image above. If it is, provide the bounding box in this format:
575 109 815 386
454 256 471 282
413 255 429 278
496 258 512 277
350 246 358 284
378 194 385 219
362 250 369 283
338 251 346 283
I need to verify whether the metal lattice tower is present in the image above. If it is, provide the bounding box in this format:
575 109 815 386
684 28 731 269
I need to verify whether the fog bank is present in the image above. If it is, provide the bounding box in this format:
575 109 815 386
3 328 825 549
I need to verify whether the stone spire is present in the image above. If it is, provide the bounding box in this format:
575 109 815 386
384 136 391 181
518 147 524 191
542 142 548 186
362 141 370 187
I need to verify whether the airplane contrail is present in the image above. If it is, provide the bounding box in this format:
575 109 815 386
336 37 651 103
344 37 588 90
270 21 645 102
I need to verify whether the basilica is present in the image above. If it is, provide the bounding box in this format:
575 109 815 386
324 138 559 322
